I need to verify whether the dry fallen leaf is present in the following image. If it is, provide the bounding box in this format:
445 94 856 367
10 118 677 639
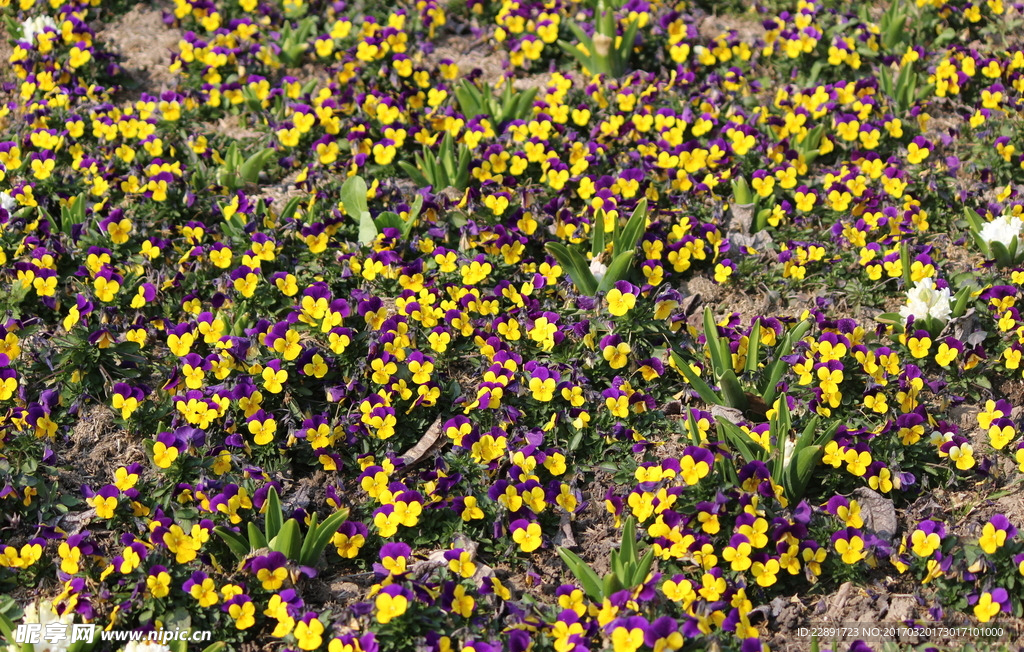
399 415 445 467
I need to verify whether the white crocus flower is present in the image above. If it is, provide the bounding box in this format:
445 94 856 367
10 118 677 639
899 277 952 324
122 642 172 652
978 214 1024 247
0 192 16 213
589 257 607 284
8 599 76 652
20 15 57 44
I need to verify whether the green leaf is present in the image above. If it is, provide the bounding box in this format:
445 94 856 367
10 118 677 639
990 240 1013 268
615 199 648 255
398 162 429 188
878 65 894 99
745 320 761 374
731 176 752 205
760 320 810 406
545 242 598 296
812 419 841 448
271 518 302 560
671 351 722 405
631 548 655 587
278 196 303 222
374 211 404 232
611 551 627 587
557 547 604 602
214 526 251 560
702 307 727 381
454 144 472 190
597 251 634 294
299 508 350 566
265 485 283 542
717 418 759 465
951 285 972 319
785 445 823 502
619 516 637 572
684 408 702 445
603 573 622 597
558 41 595 74
617 17 641 76
455 82 482 119
341 175 369 216
247 521 267 550
900 241 912 288
718 369 748 412
239 148 276 184
591 210 606 258
357 214 379 245
794 415 821 454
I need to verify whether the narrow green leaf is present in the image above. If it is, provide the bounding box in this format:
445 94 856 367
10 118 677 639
278 196 303 223
745 320 761 374
631 548 655 587
616 198 649 255
685 408 701 444
240 148 275 184
717 419 758 465
265 485 283 542
557 547 604 602
951 285 972 318
703 307 726 382
398 162 429 188
619 517 637 573
214 526 252 560
878 65 893 99
786 445 824 502
597 251 634 294
300 508 350 566
545 242 598 295
812 419 842 448
272 518 302 560
671 351 722 405
991 240 1013 268
718 369 748 412
591 210 606 258
794 414 821 453
247 522 268 551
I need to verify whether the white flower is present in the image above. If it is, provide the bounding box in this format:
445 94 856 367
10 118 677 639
978 214 1024 247
122 642 172 652
7 599 76 652
0 192 16 213
589 257 607 283
20 15 57 44
898 277 952 324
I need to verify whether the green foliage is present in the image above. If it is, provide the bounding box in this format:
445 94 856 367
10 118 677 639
558 0 640 78
877 63 933 114
341 175 423 244
544 198 648 296
214 486 350 567
715 395 840 503
965 207 1024 268
671 307 811 413
215 143 277 192
557 516 654 602
276 17 319 66
398 132 472 192
454 79 537 125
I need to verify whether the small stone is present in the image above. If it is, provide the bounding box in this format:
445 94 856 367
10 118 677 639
853 486 898 544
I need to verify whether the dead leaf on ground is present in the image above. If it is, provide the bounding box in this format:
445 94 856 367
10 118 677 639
399 415 445 467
